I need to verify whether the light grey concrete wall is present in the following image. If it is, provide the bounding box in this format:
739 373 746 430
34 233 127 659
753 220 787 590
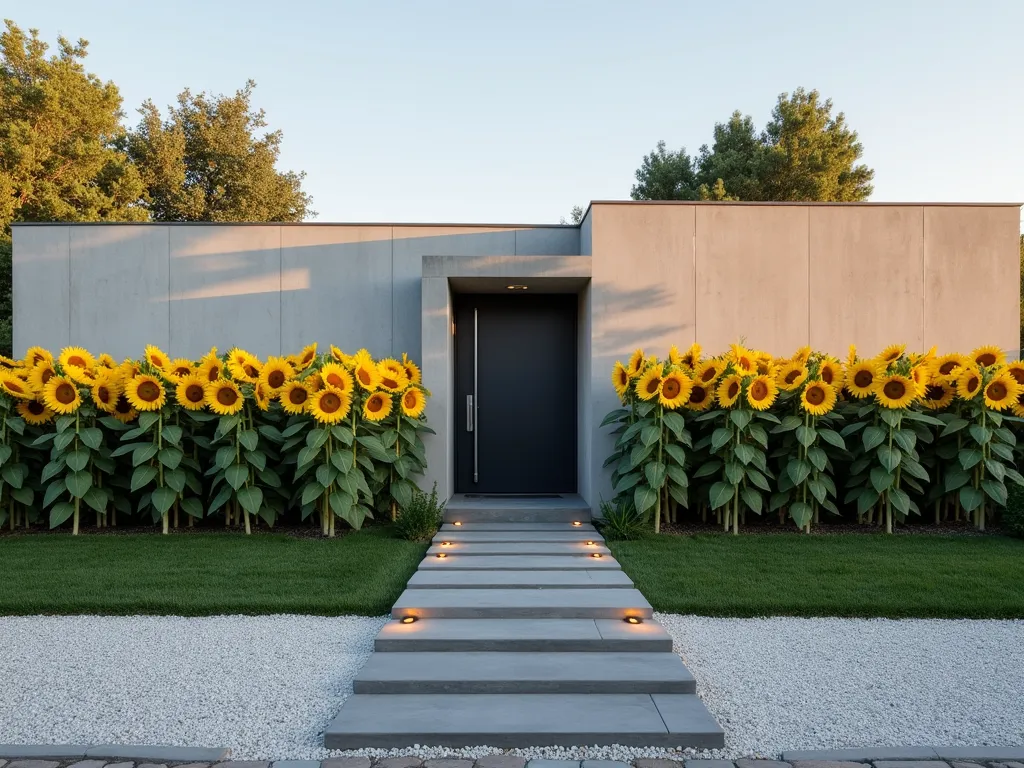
12 226 71 355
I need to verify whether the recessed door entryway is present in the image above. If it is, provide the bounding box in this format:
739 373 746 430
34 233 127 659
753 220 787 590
454 293 577 494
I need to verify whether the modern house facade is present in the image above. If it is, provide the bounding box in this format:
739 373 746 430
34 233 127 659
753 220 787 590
12 201 1021 514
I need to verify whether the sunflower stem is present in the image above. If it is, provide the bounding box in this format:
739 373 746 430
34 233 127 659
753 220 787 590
159 413 168 535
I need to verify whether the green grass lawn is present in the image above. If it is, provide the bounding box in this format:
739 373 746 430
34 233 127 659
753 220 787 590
0 526 427 616
610 533 1024 619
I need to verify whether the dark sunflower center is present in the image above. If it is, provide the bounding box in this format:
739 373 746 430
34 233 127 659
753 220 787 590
326 372 346 389
55 382 76 404
785 370 801 384
939 362 958 375
617 371 628 386
977 353 997 367
821 368 833 384
138 381 161 402
5 379 25 393
883 380 906 399
404 390 418 408
854 370 874 388
268 370 286 388
31 354 44 365
68 355 87 367
186 384 205 403
41 368 53 384
967 376 980 392
987 382 1008 401
302 350 315 364
288 387 308 405
358 367 372 385
925 385 945 400
382 376 399 389
727 382 739 398
689 385 706 404
701 367 717 383
645 377 661 395
1011 368 1024 384
97 385 111 403
207 365 221 382
320 392 342 413
367 395 384 413
663 378 682 399
151 355 164 367
217 387 238 406
243 364 259 378
115 394 132 414
805 385 825 405
750 380 768 400
28 401 44 415
173 366 191 377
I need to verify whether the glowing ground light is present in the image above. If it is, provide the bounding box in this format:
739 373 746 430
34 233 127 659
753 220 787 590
572 521 582 526
441 541 452 546
437 553 448 558
590 553 603 559
401 616 416 624
624 616 643 625
453 522 463 526
585 541 596 546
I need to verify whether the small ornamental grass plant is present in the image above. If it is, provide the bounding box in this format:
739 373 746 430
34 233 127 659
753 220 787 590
604 342 1024 534
393 482 445 542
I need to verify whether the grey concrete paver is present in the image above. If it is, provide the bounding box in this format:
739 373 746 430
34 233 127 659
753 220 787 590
874 762 950 768
88 748 230 762
936 751 1024 762
636 760 687 768
417 555 620 570
390 588 653 620
66 761 107 768
526 761 580 768
322 759 371 768
791 762 867 768
0 748 90 760
782 752 937 763
684 761 736 768
473 756 526 768
271 761 320 768
136 763 167 768
423 760 475 768
175 764 209 768
950 763 984 768
650 694 726 747
426 543 610 556
736 761 790 768
5 762 59 768
407 569 632 589
581 761 630 768
432 531 603 542
375 759 423 768
105 762 135 768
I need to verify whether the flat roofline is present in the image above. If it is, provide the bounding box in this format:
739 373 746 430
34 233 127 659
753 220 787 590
588 200 1023 207
10 221 576 229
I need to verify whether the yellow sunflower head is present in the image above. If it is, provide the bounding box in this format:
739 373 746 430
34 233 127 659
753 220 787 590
730 344 757 375
746 374 778 411
227 350 262 383
1004 361 1024 387
320 362 354 395
876 343 906 367
612 362 631 399
362 390 392 422
305 372 324 392
377 359 410 392
163 358 197 384
294 343 318 371
23 346 53 369
310 387 352 424
847 360 881 399
353 354 382 391
983 372 1019 411
259 356 295 393
923 381 954 411
281 381 312 415
17 398 54 426
847 344 858 367
90 375 121 414
64 363 98 386
819 359 845 390
98 353 117 368
875 374 917 409
931 353 967 383
627 349 646 378
971 345 1006 369
126 374 167 412
42 375 82 414
254 382 272 412
401 387 427 418
59 346 95 371
685 382 714 411
910 364 931 395
198 355 224 383
113 393 137 424
668 345 683 368
716 374 743 408
801 380 837 416
636 366 663 402
143 344 169 371
330 345 356 367
0 372 33 400
205 379 244 415
777 361 809 392
27 362 54 393
695 359 723 385
792 345 812 364
175 375 208 412
401 353 422 385
1013 390 1024 419
659 371 693 410
682 342 702 369
956 365 983 401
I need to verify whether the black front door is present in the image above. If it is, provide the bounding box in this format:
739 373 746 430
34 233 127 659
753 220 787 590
454 293 577 494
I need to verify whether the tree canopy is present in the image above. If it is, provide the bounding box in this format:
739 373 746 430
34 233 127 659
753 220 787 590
631 88 875 203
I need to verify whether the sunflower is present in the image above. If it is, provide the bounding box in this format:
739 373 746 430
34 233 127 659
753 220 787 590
175 375 208 411
362 390 392 421
847 360 881 398
280 381 312 415
910 364 931 395
401 353 422 385
694 359 723 385
983 372 1019 411
294 343 318 371
847 344 858 367
730 344 757 375
143 344 169 370
0 354 16 368
685 382 714 411
320 362 354 395
98 353 117 368
254 382 272 412
206 379 244 415
90 377 120 414
636 366 663 401
681 342 701 368
932 353 967 382
875 374 917 409
792 345 812 364
626 349 646 378
310 388 352 424
668 345 683 367
0 372 33 400
756 353 776 375
813 360 840 389
1014 391 1024 419
875 343 905 366
112 394 137 424
43 375 81 414
1004 361 1024 386
306 372 324 392
801 380 837 416
125 374 166 412
330 345 356 367
227 349 262 382
198 354 223 383
401 387 427 418
64 364 97 386
353 353 382 391
59 346 95 370
716 374 743 408
971 345 1006 368
956 365 983 400
777 361 808 392
746 374 778 411
17 398 54 425
259 356 294 393
23 346 52 368
377 359 411 392
658 371 692 409
923 382 954 410
611 362 631 399
163 358 196 383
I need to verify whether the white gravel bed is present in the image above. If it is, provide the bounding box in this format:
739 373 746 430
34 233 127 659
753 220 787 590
658 613 1024 757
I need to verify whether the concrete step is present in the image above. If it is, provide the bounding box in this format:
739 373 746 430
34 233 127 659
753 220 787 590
352 651 694 694
324 693 725 748
433 530 605 543
374 618 674 652
391 588 652 619
407 569 633 589
444 496 592 525
426 542 611 557
440 523 597 532
418 555 620 570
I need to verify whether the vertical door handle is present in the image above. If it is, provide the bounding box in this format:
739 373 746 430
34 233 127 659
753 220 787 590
466 395 474 432
473 308 479 483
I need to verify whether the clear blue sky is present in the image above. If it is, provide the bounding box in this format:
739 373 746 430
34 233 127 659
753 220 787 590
16 0 1024 225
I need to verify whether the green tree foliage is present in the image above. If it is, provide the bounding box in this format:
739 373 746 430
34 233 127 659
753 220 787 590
123 81 312 222
631 88 874 203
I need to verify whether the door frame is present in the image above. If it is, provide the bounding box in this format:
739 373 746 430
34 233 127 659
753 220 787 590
419 255 592 505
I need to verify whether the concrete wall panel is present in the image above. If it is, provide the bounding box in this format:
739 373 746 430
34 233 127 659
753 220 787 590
169 226 282 359
579 211 592 256
13 226 70 356
69 226 169 359
809 206 925 357
923 207 1020 356
514 227 580 255
281 226 393 358
421 276 454 501
695 205 809 354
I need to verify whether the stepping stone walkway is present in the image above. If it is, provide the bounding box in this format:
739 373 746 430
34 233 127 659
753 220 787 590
325 496 724 748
